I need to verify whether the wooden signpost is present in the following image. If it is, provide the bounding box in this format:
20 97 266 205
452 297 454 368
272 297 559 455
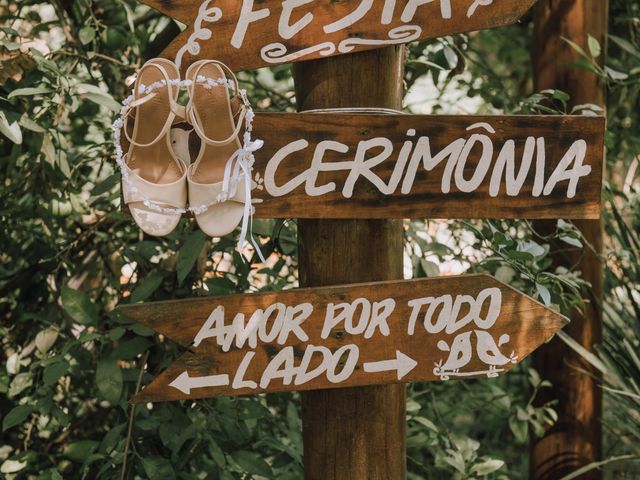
120 0 608 476
140 0 538 71
121 275 567 403
251 113 605 219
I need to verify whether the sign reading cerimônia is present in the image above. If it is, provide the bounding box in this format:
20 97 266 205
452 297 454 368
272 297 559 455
127 113 605 221
120 275 568 403
249 113 605 220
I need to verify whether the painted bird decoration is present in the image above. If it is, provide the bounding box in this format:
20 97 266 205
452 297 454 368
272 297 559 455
434 330 519 380
434 331 473 380
475 330 518 376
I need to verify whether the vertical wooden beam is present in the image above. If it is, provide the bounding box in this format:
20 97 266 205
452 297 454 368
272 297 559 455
292 47 407 480
531 1 608 479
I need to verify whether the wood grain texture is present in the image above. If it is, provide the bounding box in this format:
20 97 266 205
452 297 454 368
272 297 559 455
530 1 607 479
248 113 605 219
140 0 538 72
121 274 568 403
293 46 407 480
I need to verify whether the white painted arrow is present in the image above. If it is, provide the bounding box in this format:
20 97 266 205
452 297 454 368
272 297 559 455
363 351 418 380
169 371 230 394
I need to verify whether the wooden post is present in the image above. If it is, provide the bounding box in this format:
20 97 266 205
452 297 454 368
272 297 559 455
531 1 608 479
292 47 406 479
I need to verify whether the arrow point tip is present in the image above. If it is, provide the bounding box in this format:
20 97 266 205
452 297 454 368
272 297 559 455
169 371 191 395
396 351 418 380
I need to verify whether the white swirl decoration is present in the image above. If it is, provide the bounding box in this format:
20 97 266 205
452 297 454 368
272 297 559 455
260 42 337 64
260 25 423 65
338 25 423 54
175 1 222 69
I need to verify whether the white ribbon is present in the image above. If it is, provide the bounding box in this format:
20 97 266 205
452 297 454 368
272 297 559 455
222 138 266 262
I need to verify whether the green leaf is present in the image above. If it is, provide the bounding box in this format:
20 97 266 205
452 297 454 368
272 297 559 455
587 35 601 58
0 38 20 51
91 172 120 196
8 373 32 398
78 26 96 45
529 368 542 388
420 258 440 277
111 337 150 360
509 415 528 444
443 45 458 68
61 286 99 326
251 219 276 236
413 416 438 432
98 423 126 454
41 132 57 168
0 459 27 474
40 468 64 480
64 440 98 463
82 92 121 112
406 399 421 413
19 115 45 133
609 34 640 60
2 405 32 431
130 323 154 336
0 111 22 144
35 327 59 353
205 276 237 295
0 26 20 36
470 458 505 476
7 86 53 99
96 361 123 404
536 283 552 306
142 456 176 480
442 449 466 474
277 222 297 255
560 235 583 248
209 439 226 467
562 37 588 59
43 360 69 386
108 326 126 340
177 230 208 285
130 272 164 303
605 66 629 81
551 89 570 103
231 450 273 477
507 250 534 262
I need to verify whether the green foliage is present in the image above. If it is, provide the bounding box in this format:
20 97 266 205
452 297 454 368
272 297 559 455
406 369 557 479
1 1 299 478
594 3 640 475
1 1 639 479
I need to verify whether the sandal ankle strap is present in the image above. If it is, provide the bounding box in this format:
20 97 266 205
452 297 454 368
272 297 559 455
123 62 183 149
185 60 249 146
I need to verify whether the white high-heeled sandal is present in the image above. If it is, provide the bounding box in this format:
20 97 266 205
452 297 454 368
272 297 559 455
121 59 188 237
185 60 263 257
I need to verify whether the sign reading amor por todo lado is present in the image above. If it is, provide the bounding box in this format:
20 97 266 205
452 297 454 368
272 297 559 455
121 275 568 403
142 0 538 72
248 113 605 220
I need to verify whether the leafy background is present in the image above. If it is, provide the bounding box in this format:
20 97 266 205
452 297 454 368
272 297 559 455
1 1 639 479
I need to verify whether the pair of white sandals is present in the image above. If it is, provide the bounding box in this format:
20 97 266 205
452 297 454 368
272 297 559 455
118 58 262 248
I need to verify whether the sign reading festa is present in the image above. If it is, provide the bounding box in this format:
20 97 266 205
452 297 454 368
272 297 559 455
121 275 568 403
248 113 604 219
141 0 538 71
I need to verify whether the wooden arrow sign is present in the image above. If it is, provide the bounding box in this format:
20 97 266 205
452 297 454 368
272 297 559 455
141 0 538 72
248 113 605 219
120 274 568 403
